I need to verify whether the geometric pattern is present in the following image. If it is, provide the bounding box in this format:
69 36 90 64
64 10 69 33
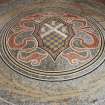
43 33 65 52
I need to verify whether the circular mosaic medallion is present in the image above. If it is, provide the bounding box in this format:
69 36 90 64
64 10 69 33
0 10 105 81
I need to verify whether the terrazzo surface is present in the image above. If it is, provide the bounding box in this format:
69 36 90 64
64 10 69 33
0 0 105 105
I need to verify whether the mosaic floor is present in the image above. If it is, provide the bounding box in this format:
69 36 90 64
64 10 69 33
0 0 105 105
